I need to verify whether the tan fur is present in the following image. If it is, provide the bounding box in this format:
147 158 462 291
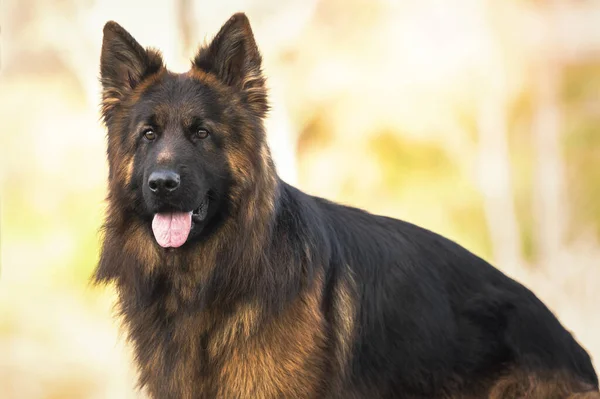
208 301 263 355
215 272 327 398
128 70 166 104
101 68 165 122
333 266 357 380
101 92 121 110
187 68 223 89
487 369 599 399
241 70 267 115
121 156 134 185
156 149 172 164
122 222 161 275
123 267 328 399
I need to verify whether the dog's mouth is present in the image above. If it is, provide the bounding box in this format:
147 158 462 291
151 196 209 248
191 196 210 224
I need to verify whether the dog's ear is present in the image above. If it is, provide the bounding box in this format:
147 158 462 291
193 13 268 117
100 21 163 123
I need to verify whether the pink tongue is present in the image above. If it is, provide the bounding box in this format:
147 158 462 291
151 212 192 248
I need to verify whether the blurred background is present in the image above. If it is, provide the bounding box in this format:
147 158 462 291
1 0 599 397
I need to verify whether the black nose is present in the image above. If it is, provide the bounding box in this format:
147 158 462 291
148 170 180 195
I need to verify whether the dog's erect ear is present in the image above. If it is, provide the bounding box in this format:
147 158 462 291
100 21 163 123
193 13 268 117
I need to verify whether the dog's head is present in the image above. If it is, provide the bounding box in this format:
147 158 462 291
100 13 270 248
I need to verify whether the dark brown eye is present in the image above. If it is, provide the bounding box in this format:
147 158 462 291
194 128 210 140
143 129 156 141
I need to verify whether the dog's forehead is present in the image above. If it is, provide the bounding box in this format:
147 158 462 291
133 72 222 123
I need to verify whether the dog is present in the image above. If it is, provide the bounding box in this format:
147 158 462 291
94 12 599 398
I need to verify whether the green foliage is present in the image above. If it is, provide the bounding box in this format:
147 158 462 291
507 88 536 263
1 178 104 288
563 62 600 239
297 113 334 155
370 131 493 260
370 131 454 189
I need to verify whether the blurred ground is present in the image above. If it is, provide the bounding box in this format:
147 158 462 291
1 0 599 397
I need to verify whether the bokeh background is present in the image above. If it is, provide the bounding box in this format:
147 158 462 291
1 0 599 397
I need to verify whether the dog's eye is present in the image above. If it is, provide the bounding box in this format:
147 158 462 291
143 129 156 141
194 128 210 140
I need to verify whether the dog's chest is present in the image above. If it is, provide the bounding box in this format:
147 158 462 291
130 293 328 399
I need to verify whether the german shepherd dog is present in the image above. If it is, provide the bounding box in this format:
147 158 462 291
94 12 599 399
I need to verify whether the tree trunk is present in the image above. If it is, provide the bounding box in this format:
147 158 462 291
531 2 566 273
476 94 524 276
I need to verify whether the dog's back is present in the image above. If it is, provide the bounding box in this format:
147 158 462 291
310 188 598 397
